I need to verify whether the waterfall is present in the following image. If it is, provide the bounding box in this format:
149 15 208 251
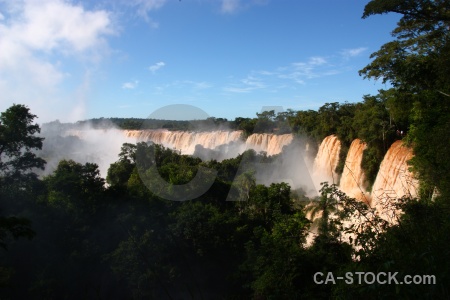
338 139 370 202
63 128 419 207
125 130 244 155
125 130 294 157
312 135 341 186
371 140 419 207
245 133 294 156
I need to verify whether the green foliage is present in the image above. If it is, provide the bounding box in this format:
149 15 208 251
0 216 35 250
352 94 397 187
44 160 105 215
335 196 450 299
0 104 44 253
360 0 450 197
242 212 310 299
0 104 46 185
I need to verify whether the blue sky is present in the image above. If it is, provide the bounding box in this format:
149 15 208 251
0 0 400 122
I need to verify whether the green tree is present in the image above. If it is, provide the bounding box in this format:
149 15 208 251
107 143 136 189
0 104 46 186
360 0 450 197
0 104 44 249
352 94 397 186
242 212 310 299
0 104 45 289
44 160 105 215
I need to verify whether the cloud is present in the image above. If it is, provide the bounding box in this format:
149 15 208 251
183 80 212 90
225 48 369 96
225 55 342 93
149 61 165 73
129 0 166 25
284 56 329 81
0 0 115 122
122 80 139 89
224 75 266 93
309 56 327 65
341 47 368 58
220 0 268 14
1 0 113 55
221 0 240 13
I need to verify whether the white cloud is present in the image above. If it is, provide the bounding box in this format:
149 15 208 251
309 56 327 65
341 47 368 58
182 80 212 90
122 80 139 89
224 55 342 93
282 56 333 81
221 0 240 13
224 75 266 93
223 86 253 93
220 0 268 14
242 76 265 89
149 61 165 73
129 0 166 25
4 0 113 54
0 0 115 122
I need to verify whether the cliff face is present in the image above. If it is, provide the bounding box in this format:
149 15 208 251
339 139 370 203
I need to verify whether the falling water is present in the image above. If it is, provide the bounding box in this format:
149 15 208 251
125 130 293 156
312 135 341 187
339 139 370 202
63 129 418 207
371 140 419 208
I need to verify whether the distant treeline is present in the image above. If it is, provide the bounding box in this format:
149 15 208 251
41 110 295 135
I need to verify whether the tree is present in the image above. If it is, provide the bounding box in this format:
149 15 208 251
107 143 136 188
0 104 44 250
0 104 46 186
360 0 450 90
360 0 450 197
45 160 105 215
352 94 396 186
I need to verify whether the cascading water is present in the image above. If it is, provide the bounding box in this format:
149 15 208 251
312 135 341 187
125 130 294 157
63 129 418 207
125 130 245 155
371 140 419 208
244 133 294 156
338 139 370 202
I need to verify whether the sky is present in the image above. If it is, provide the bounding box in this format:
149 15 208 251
0 0 401 123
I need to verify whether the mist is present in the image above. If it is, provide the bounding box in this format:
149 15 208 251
35 122 329 202
37 121 134 178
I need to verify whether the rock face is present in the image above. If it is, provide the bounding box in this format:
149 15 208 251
339 139 370 203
